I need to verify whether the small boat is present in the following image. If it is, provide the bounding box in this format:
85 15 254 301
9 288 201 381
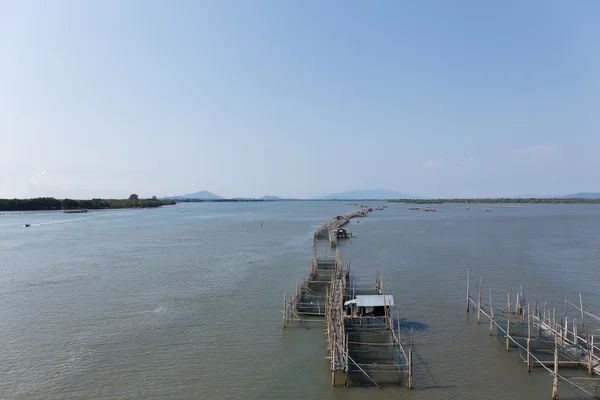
64 209 88 214
24 224 30 227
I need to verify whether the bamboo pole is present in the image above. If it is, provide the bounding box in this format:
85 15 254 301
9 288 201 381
573 319 578 345
580 293 584 328
397 308 401 343
506 291 511 351
552 328 559 400
587 331 592 375
466 268 470 313
345 333 349 387
489 285 494 336
590 335 594 376
282 291 287 328
527 302 531 372
408 328 413 389
564 294 567 320
477 277 482 324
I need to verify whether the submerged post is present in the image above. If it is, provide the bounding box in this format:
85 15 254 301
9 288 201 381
466 268 470 313
477 277 482 324
552 329 559 400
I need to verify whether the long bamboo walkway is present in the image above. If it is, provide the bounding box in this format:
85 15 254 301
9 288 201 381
282 206 412 389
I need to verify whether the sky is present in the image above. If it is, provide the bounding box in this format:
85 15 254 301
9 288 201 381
1 0 599 199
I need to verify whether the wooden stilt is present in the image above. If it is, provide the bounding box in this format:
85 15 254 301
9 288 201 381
527 302 531 372
408 328 413 389
590 335 594 376
506 291 511 352
573 319 578 345
579 293 584 328
477 277 482 324
282 291 287 329
552 329 559 400
587 331 592 375
397 308 401 342
466 268 470 313
489 285 494 336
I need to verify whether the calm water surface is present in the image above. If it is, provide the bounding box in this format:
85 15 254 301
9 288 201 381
1 202 599 399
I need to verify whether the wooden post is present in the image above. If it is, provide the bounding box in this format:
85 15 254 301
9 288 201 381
579 293 584 328
552 328 559 400
527 303 531 372
573 319 578 345
489 285 494 336
408 328 413 389
282 291 287 328
506 291 511 351
331 332 336 386
590 335 594 376
466 268 470 313
564 294 567 319
318 300 321 315
397 308 401 343
587 331 592 375
345 333 349 387
477 277 482 324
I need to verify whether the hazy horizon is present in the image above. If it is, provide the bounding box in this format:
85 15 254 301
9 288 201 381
2 1 599 199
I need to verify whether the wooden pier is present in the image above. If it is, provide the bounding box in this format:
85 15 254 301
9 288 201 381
283 207 413 389
465 270 600 399
313 210 367 248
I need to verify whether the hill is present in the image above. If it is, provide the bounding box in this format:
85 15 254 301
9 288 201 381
260 195 283 200
561 192 600 199
321 189 421 200
165 191 223 200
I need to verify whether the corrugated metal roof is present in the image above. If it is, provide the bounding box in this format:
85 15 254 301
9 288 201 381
344 295 394 307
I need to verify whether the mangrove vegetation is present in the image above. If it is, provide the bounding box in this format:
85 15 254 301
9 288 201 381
0 196 176 211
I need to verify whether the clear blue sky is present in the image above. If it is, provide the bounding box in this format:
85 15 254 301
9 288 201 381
1 0 599 199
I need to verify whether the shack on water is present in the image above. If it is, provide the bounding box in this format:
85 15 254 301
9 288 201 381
336 228 351 239
344 295 394 317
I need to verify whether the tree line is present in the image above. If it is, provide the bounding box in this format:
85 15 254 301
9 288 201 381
0 196 176 211
387 198 600 204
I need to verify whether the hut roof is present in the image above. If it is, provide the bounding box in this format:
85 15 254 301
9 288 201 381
344 295 394 307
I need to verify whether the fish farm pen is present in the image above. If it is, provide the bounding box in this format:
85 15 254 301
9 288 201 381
465 269 600 399
282 206 414 389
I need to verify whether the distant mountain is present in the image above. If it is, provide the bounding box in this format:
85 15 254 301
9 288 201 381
260 195 283 200
320 189 421 200
165 190 223 200
561 192 600 199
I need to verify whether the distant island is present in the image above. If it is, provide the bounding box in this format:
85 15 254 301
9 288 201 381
387 197 600 204
164 190 287 202
0 194 176 212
